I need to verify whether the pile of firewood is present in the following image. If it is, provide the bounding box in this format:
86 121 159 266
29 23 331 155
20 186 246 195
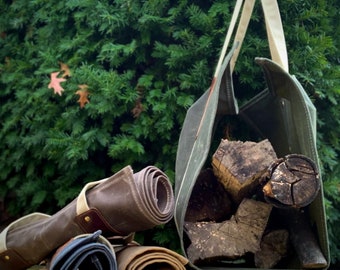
184 139 327 269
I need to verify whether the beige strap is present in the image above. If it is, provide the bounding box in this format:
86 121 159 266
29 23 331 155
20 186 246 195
76 177 109 215
225 0 288 73
261 0 288 72
230 0 256 71
76 166 135 216
213 0 244 78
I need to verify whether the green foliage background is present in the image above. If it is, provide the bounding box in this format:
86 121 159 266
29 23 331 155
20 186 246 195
1 0 339 264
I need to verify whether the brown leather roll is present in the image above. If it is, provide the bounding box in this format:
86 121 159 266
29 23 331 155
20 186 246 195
116 245 188 270
77 165 175 234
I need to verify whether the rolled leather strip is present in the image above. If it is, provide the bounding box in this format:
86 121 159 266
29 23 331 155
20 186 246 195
49 230 117 270
76 165 175 234
132 166 175 226
0 165 174 270
116 245 189 270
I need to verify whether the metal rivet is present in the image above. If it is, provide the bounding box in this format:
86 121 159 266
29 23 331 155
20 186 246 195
84 216 91 222
4 255 10 260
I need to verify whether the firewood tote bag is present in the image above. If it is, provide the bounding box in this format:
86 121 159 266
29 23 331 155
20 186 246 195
174 0 329 269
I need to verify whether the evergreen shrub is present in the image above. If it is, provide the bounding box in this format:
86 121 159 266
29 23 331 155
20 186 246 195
0 0 339 263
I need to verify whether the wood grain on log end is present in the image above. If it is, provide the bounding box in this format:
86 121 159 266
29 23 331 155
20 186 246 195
263 154 320 208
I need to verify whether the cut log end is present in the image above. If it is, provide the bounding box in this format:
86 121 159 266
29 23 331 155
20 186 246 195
263 154 320 208
212 139 277 203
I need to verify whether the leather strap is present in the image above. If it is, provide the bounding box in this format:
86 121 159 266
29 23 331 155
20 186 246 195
0 249 31 270
75 208 122 235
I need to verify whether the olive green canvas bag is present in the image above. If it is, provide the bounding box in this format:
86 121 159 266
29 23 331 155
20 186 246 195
174 0 329 269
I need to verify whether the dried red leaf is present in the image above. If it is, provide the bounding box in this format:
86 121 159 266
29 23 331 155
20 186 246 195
75 84 90 108
48 72 66 96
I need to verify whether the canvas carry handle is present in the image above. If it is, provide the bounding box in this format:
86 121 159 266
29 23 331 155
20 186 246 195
232 0 289 72
213 0 244 78
261 0 288 71
216 0 288 76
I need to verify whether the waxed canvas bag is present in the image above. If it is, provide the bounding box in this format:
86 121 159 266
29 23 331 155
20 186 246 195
174 0 329 269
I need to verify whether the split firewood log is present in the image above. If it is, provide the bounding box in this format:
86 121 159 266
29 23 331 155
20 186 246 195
184 199 272 264
262 155 326 268
211 139 277 203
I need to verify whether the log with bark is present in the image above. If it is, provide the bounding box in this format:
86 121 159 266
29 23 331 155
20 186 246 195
281 208 328 269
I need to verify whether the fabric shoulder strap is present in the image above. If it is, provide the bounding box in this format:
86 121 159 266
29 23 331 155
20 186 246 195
230 0 288 72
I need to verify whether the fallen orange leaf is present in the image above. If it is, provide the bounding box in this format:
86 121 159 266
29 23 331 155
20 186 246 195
75 84 90 108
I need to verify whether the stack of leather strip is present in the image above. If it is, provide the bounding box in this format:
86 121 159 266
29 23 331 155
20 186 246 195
0 165 188 270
